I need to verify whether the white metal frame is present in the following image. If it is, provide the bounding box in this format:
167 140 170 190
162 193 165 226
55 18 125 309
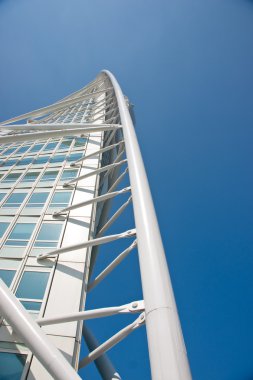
0 70 192 380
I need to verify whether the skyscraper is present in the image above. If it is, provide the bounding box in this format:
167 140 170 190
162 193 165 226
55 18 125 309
0 71 192 380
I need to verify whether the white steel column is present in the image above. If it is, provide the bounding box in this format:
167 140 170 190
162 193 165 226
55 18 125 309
0 280 81 380
103 70 192 380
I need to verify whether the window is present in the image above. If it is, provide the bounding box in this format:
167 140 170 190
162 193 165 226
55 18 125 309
58 139 73 150
0 352 26 380
33 155 50 165
2 193 27 208
29 143 44 153
0 222 10 238
26 192 49 208
50 154 66 163
0 269 15 286
5 223 36 246
1 159 18 167
20 171 39 183
40 170 59 182
49 191 72 208
16 271 50 311
60 169 78 181
0 193 6 202
15 145 31 155
16 157 33 166
3 147 17 155
67 152 82 162
74 137 87 147
34 223 63 248
43 142 58 151
1 172 22 183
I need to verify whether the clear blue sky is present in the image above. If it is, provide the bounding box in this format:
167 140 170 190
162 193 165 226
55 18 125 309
0 1 253 379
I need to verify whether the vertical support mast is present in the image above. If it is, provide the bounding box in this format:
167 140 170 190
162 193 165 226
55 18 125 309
103 71 192 380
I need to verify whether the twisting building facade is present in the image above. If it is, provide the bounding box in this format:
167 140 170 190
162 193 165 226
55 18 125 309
0 71 192 380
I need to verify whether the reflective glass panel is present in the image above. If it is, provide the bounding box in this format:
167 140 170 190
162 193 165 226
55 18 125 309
58 139 72 150
34 223 63 247
67 153 82 162
60 169 78 181
29 144 44 153
0 193 6 202
74 137 87 147
21 300 42 311
3 193 26 208
1 172 22 183
5 223 36 246
16 271 50 299
49 192 71 207
21 171 39 183
50 154 66 163
15 145 31 154
3 147 17 155
33 155 50 165
26 192 49 208
43 142 57 151
0 352 26 380
0 222 10 238
16 157 33 166
1 159 18 167
40 170 59 182
0 269 15 286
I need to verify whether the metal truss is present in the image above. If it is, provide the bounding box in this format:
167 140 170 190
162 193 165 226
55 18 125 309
0 71 192 380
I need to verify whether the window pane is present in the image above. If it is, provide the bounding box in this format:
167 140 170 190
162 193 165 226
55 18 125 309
58 139 72 150
67 153 82 162
50 154 66 163
0 269 15 286
3 193 26 207
20 300 42 311
1 159 18 167
8 223 35 240
35 223 62 247
0 222 10 238
43 142 57 151
0 352 26 380
3 147 17 155
33 155 50 165
74 137 87 147
49 192 71 207
21 171 39 182
16 157 33 166
15 145 31 154
2 173 21 183
26 192 49 207
29 144 44 153
40 170 58 182
60 169 78 181
16 271 50 299
0 193 6 202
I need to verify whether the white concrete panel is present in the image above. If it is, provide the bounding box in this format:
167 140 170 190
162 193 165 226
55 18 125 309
59 217 91 262
42 261 86 336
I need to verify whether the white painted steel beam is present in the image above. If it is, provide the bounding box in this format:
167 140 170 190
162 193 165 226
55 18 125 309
79 313 145 369
63 159 127 187
103 70 192 380
71 141 124 166
0 280 81 380
53 186 131 216
37 301 144 326
0 87 113 125
38 229 136 259
0 125 120 144
1 123 120 131
88 240 137 291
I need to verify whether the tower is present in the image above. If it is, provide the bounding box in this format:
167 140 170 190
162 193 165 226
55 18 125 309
0 71 192 380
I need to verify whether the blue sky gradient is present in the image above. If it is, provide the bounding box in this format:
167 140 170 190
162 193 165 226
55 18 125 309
0 1 253 379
